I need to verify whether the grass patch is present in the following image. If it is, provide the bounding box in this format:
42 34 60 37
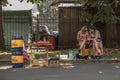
0 48 120 61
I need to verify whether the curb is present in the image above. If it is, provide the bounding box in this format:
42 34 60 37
0 59 120 66
60 59 120 64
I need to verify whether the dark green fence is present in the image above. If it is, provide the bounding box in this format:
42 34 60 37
2 10 59 49
3 10 32 49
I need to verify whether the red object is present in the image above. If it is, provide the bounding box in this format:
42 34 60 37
25 44 28 49
50 44 54 50
23 51 29 60
42 33 48 36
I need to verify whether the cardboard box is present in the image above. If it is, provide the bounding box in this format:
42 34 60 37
48 58 60 67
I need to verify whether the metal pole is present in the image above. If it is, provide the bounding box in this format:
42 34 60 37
36 14 39 42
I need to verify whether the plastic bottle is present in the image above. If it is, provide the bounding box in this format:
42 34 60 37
69 49 74 60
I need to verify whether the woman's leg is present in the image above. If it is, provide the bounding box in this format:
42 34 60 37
79 40 86 56
93 40 102 55
80 40 86 50
99 41 103 54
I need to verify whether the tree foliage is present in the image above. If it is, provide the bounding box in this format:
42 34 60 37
2 0 46 5
77 0 120 25
2 0 9 6
2 0 120 25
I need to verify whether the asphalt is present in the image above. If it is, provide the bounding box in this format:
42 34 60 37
0 63 120 80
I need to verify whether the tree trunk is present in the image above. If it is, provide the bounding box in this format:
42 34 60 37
0 1 5 50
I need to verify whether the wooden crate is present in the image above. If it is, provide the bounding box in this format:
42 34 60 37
48 58 60 67
30 60 48 68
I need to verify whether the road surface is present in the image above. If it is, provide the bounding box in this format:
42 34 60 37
0 63 120 80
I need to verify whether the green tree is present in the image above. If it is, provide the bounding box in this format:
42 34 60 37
77 0 120 25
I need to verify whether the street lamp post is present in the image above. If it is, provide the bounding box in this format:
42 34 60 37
35 12 40 42
36 14 39 42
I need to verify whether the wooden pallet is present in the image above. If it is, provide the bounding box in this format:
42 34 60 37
29 60 48 68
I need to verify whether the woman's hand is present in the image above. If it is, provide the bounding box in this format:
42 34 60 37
87 38 94 41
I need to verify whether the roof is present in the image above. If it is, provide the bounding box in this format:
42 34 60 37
51 0 79 6
51 0 81 7
3 10 32 16
2 0 34 11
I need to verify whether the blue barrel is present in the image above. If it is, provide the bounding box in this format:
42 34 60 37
12 63 23 68
11 48 23 68
12 35 23 40
11 48 23 55
11 36 23 49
